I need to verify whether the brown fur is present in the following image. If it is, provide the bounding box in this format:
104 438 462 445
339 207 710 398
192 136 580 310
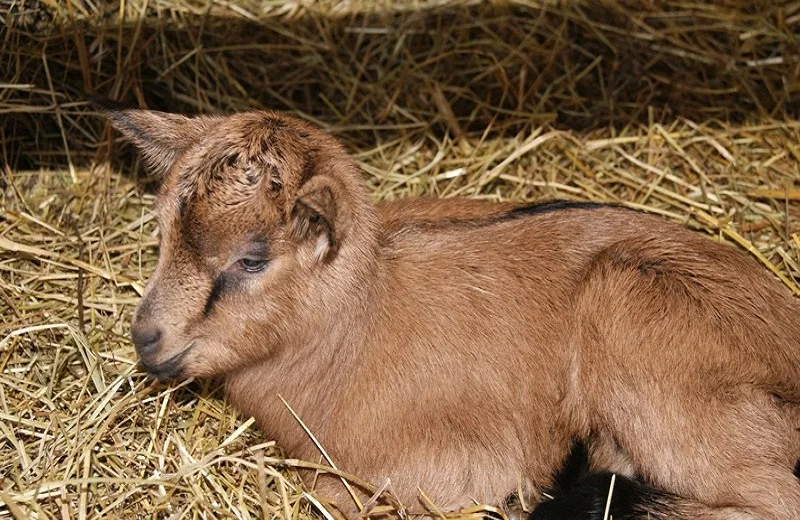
106 108 800 519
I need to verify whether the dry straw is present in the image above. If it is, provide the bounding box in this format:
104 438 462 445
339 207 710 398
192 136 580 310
1 1 799 518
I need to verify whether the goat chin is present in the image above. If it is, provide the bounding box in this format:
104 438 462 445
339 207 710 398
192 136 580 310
101 105 800 520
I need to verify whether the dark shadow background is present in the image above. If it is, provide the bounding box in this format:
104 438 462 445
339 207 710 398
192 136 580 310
2 0 799 172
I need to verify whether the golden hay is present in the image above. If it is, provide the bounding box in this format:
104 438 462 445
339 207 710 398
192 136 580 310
1 1 799 518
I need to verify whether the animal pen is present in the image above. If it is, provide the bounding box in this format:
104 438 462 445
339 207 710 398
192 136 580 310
1 1 799 519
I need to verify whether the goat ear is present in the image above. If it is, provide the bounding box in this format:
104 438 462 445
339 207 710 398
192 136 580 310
291 175 347 263
97 103 213 176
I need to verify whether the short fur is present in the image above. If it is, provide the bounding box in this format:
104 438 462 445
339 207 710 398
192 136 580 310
104 108 800 519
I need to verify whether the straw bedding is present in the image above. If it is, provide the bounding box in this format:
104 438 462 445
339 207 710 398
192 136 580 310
1 1 799 518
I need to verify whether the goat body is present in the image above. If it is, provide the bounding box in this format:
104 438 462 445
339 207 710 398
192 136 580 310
105 107 800 519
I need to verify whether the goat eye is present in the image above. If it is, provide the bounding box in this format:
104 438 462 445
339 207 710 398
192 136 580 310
238 258 268 273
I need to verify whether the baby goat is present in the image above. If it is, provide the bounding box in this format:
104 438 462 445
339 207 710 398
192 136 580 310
104 107 800 519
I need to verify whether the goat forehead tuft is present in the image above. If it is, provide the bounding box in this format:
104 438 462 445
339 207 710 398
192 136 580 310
174 113 311 204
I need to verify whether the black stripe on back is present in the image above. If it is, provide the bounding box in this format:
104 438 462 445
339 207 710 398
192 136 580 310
388 199 625 235
497 200 616 222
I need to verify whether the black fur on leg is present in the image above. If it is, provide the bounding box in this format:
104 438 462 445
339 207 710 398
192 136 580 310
546 439 593 494
531 472 675 520
529 441 674 520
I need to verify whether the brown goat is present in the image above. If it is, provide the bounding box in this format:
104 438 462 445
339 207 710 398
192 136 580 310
104 108 800 519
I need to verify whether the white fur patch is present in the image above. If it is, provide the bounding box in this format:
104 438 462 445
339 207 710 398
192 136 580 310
313 234 330 263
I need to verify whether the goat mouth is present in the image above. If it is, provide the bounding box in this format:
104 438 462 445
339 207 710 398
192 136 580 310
139 342 195 381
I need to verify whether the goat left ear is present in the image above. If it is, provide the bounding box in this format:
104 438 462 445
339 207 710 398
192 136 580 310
93 99 215 177
290 175 348 263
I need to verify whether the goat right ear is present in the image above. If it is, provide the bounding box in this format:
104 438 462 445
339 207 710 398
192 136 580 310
94 101 213 176
290 175 349 263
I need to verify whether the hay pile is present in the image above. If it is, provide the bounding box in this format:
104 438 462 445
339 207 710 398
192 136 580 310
1 1 799 518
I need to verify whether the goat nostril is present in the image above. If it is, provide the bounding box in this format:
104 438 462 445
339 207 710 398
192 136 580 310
131 326 162 355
